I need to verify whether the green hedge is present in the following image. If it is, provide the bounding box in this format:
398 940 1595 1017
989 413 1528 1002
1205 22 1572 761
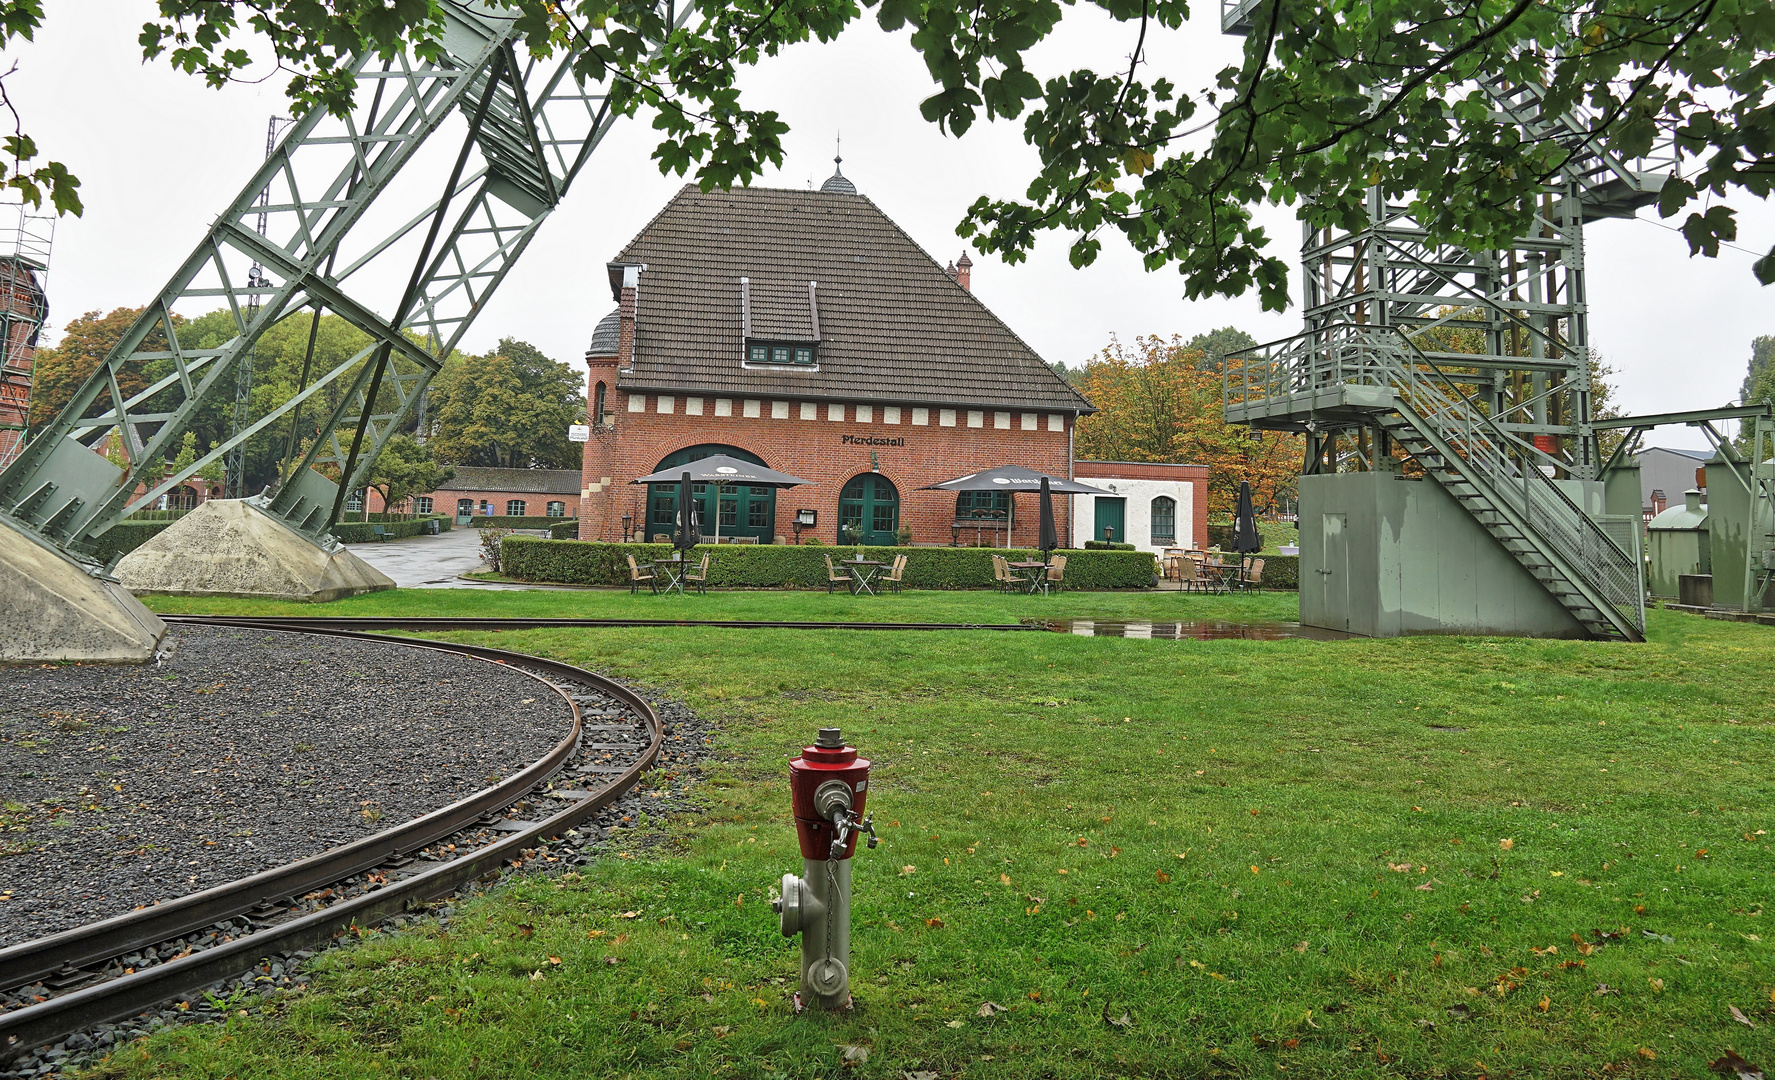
469 515 572 529
548 520 579 540
1084 540 1136 550
332 514 453 543
500 539 1158 591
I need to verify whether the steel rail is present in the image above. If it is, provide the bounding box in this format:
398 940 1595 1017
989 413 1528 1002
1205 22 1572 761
0 625 661 1059
161 615 1040 633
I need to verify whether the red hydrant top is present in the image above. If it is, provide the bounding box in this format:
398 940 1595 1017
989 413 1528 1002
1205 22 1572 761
789 728 871 860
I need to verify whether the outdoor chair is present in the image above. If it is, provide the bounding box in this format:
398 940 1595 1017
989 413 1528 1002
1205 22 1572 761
626 554 657 595
1045 555 1067 593
1162 548 1189 581
1177 557 1205 594
684 551 711 595
991 554 1012 593
652 533 671 543
884 554 907 593
1242 557 1266 593
824 554 852 594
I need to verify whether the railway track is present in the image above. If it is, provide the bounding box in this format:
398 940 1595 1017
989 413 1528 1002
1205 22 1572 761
1 620 665 1070
160 614 1041 633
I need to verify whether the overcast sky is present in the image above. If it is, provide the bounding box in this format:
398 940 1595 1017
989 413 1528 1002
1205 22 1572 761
9 2 1772 450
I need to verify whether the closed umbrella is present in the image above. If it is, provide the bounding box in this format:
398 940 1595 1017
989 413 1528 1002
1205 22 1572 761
1038 476 1058 558
1233 480 1262 555
673 471 697 556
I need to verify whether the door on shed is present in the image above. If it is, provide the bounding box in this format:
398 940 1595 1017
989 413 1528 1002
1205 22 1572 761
1093 497 1126 544
1318 512 1350 631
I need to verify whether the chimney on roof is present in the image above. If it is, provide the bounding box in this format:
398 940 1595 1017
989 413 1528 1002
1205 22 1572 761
1650 489 1667 516
956 252 972 291
944 260 958 283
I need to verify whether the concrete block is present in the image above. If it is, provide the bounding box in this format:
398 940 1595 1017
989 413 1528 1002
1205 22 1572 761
116 499 394 601
0 520 168 663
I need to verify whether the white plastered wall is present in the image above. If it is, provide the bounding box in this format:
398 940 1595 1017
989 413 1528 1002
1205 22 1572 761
1070 477 1196 554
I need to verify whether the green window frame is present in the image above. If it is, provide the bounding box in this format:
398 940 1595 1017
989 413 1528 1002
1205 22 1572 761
771 345 791 364
794 346 813 365
748 343 769 363
1150 496 1176 543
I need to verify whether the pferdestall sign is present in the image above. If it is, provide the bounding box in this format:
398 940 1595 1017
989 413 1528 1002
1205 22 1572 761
841 434 906 447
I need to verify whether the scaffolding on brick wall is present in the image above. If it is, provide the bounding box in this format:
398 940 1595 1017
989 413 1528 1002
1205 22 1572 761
0 202 53 469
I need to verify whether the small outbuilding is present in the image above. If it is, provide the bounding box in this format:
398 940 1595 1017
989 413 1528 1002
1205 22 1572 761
1646 488 1708 599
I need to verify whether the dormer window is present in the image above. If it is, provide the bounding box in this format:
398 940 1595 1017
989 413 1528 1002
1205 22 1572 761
744 339 818 366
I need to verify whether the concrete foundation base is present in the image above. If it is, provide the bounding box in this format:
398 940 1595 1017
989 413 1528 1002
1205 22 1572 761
0 519 168 663
116 499 395 602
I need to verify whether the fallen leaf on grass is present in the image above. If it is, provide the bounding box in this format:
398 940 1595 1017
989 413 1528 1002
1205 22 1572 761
1447 1003 1472 1020
839 1045 869 1067
1104 1005 1134 1028
1644 930 1676 944
1730 1005 1756 1028
1027 990 1042 1001
547 956 561 966
1649 978 1665 992
529 970 545 981
904 1072 940 1080
1594 983 1617 995
617 910 640 919
1709 1050 1767 1079
978 1001 1007 1017
1294 941 1309 954
1415 882 1434 892
1638 1047 1657 1060
1499 839 1514 850
1155 870 1171 883
1388 862 1412 873
999 873 1011 885
946 1020 964 1028
925 917 944 929
1538 996 1551 1012
603 956 624 966
900 865 916 876
711 1026 730 1038
588 930 606 938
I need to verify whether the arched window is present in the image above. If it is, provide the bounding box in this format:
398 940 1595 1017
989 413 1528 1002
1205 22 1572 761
1150 495 1176 544
506 499 527 516
593 381 607 427
647 444 778 543
546 501 566 518
840 473 900 546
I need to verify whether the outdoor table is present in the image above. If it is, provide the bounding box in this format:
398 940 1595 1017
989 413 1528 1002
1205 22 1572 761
1199 561 1240 595
1007 560 1051 596
652 556 687 595
842 558 887 596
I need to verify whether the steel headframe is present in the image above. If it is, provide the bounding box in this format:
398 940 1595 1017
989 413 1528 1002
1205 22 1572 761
0 3 684 564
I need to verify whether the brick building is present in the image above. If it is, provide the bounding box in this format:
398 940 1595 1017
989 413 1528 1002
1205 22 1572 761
364 466 581 520
1070 460 1211 554
0 254 48 469
578 164 1094 546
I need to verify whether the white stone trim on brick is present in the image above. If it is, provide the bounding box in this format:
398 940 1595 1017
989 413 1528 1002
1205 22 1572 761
714 398 733 417
800 401 817 421
771 400 790 419
657 395 675 415
884 406 901 425
856 405 873 423
1021 412 1037 431
912 407 929 426
994 411 1011 429
967 410 984 428
1048 413 1064 431
685 396 704 416
939 408 956 427
827 402 845 422
628 393 646 412
743 398 761 418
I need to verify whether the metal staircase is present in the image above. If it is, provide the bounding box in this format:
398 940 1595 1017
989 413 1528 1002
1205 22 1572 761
1226 323 1644 641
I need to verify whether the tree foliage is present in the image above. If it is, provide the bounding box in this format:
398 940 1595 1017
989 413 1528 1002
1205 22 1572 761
363 432 454 514
425 338 585 470
1740 335 1775 408
1073 334 1300 515
12 0 1754 301
28 307 168 427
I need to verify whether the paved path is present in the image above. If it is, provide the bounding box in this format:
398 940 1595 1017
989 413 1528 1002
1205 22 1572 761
343 526 559 589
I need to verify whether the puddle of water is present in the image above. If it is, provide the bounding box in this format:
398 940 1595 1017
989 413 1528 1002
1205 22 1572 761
1030 619 1352 641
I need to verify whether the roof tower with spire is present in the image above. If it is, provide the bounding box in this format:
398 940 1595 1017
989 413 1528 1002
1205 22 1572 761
819 135 856 195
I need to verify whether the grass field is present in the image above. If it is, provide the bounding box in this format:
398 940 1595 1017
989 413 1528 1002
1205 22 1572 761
96 591 1775 1079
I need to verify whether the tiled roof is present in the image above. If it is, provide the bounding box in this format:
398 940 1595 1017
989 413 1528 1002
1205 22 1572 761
611 185 1094 414
588 309 621 356
435 467 581 495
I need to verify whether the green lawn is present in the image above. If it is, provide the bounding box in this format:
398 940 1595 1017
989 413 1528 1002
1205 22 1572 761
93 594 1775 1080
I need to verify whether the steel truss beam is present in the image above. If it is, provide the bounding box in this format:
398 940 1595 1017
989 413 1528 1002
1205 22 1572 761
0 4 684 562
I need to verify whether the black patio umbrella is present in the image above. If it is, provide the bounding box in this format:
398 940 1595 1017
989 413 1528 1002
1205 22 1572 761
1233 480 1263 555
672 471 697 556
632 455 812 546
1037 476 1058 559
921 465 1111 549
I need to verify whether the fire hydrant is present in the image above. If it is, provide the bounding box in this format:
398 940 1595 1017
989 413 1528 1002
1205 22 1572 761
773 727 876 1011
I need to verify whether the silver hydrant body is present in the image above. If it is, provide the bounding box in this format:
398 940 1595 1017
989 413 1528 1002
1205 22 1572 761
773 728 874 1010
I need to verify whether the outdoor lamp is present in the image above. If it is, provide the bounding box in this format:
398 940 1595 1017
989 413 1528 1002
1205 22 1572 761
621 513 632 541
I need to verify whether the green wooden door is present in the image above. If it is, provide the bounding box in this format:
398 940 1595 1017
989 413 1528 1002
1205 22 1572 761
1093 496 1126 544
840 474 899 546
646 445 777 543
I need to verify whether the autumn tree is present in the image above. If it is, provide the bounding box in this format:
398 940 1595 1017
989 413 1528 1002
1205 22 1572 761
27 308 172 428
1074 334 1300 516
425 339 584 470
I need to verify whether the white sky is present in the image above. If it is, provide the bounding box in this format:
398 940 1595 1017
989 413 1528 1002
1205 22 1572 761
9 2 1772 451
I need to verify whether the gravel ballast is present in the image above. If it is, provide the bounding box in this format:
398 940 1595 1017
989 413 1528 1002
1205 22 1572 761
0 626 573 946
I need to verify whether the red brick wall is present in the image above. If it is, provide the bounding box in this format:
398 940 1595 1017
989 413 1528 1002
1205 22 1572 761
367 487 578 518
579 391 1075 546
